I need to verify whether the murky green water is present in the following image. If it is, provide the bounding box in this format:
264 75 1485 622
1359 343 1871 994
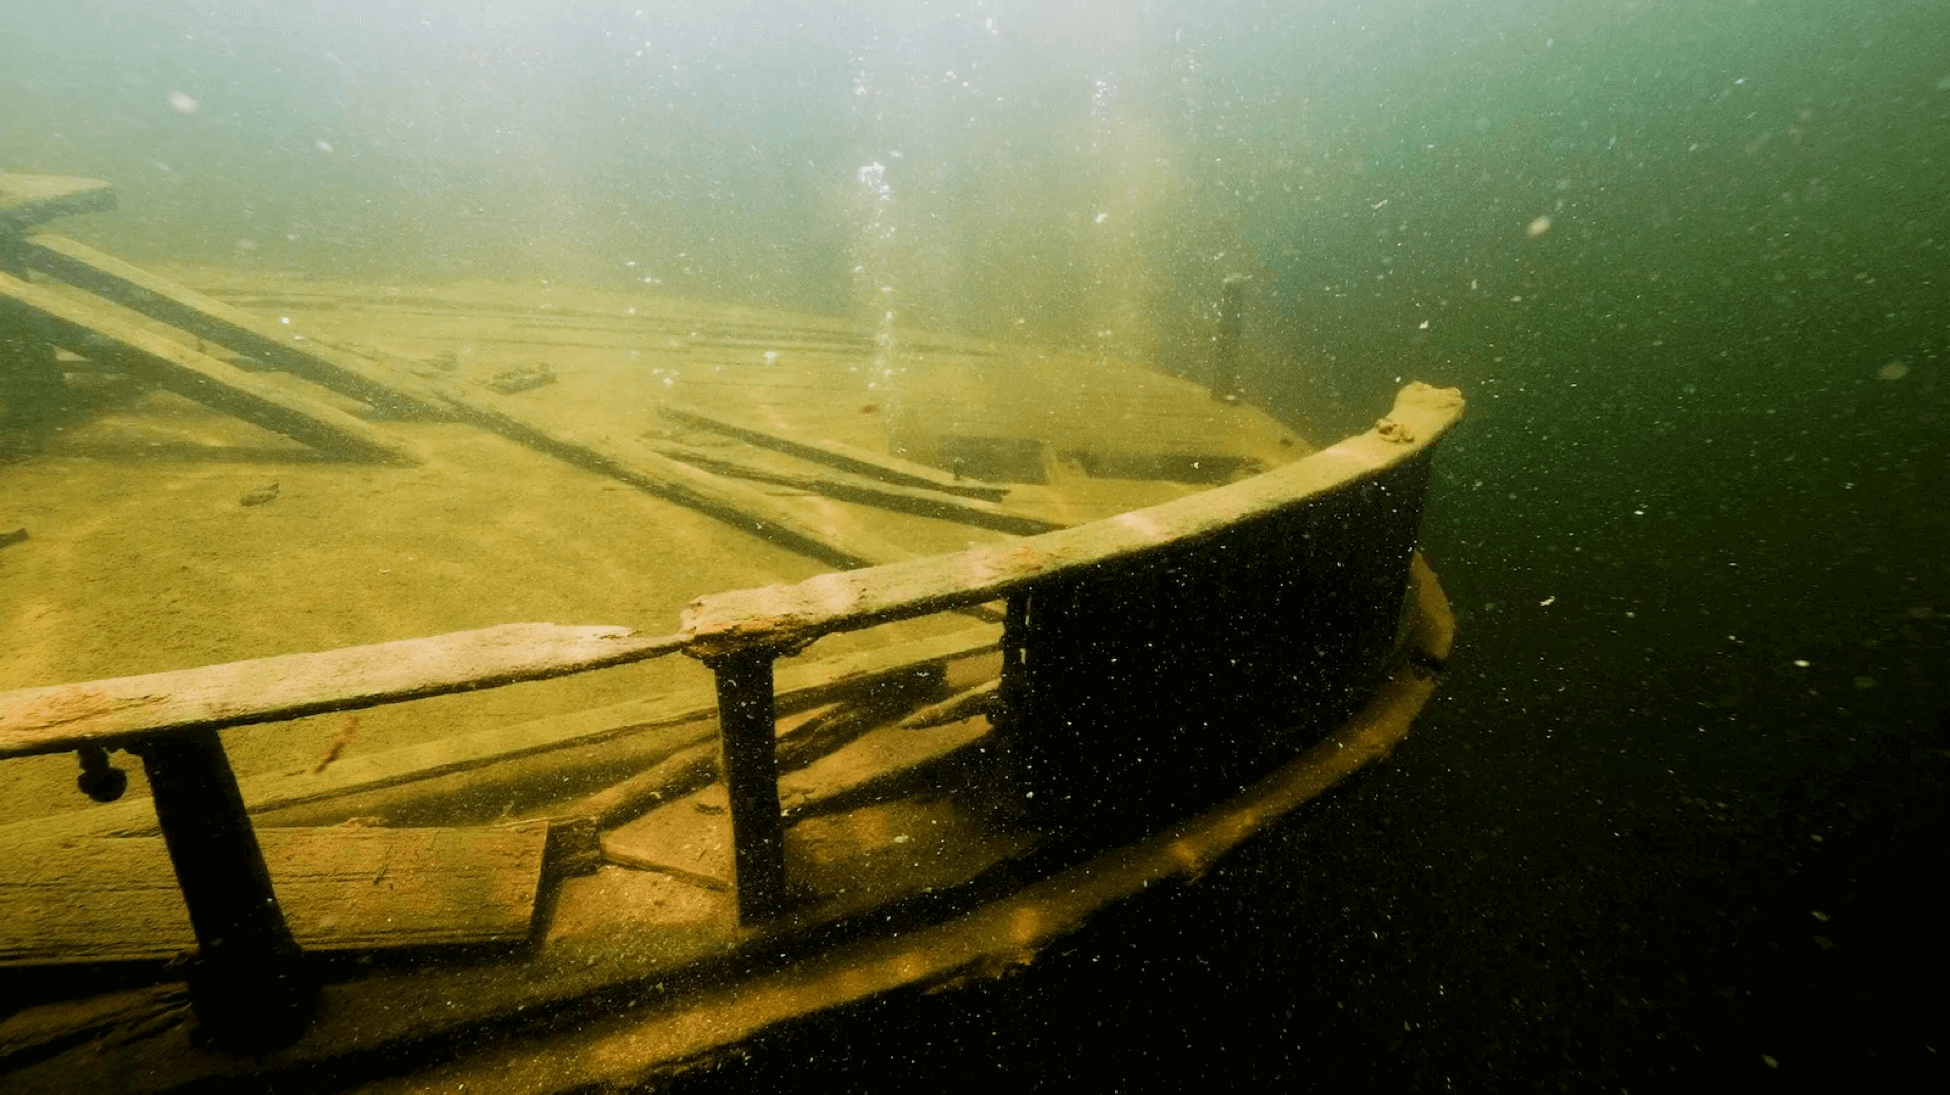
3 1 1944 1089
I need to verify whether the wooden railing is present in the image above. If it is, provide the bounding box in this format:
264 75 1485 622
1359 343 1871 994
681 381 1464 916
0 381 1463 1044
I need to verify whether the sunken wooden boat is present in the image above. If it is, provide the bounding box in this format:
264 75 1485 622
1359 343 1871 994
0 174 1462 1092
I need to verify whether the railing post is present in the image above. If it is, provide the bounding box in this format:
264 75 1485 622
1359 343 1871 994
992 590 1048 822
703 647 789 923
134 729 317 1049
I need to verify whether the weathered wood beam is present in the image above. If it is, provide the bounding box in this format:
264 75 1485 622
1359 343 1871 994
662 401 1010 501
421 387 925 570
16 233 447 419
0 175 115 232
682 383 1467 657
0 270 416 464
0 622 684 759
644 438 1063 535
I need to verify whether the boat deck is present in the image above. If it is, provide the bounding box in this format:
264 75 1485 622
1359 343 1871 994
1 268 1305 811
0 216 1457 1093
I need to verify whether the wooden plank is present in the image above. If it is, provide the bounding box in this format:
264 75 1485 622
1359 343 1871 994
421 387 926 571
683 383 1466 657
0 270 416 464
0 626 1000 844
0 822 549 966
0 623 685 759
662 402 1010 501
16 233 447 419
644 438 1063 535
0 175 115 232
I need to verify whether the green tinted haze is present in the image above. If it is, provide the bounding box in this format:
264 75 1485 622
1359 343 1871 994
5 0 1944 627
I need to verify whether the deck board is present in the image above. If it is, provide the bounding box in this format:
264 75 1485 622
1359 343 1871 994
0 822 549 966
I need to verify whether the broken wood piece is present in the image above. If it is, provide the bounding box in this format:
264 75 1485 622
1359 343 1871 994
644 437 1063 535
661 401 1010 501
0 822 550 966
543 816 604 881
0 622 685 759
0 270 416 465
14 233 447 419
574 740 721 832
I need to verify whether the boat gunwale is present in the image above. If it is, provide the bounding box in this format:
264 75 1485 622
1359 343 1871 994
680 382 1463 658
0 383 1462 759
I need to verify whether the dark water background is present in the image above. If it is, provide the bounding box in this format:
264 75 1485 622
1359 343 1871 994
6 1 1946 1089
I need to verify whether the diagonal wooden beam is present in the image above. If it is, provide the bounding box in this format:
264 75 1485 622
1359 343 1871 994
0 174 116 233
15 233 447 419
17 235 934 569
643 437 1063 535
661 401 1010 501
0 270 416 464
12 235 991 572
